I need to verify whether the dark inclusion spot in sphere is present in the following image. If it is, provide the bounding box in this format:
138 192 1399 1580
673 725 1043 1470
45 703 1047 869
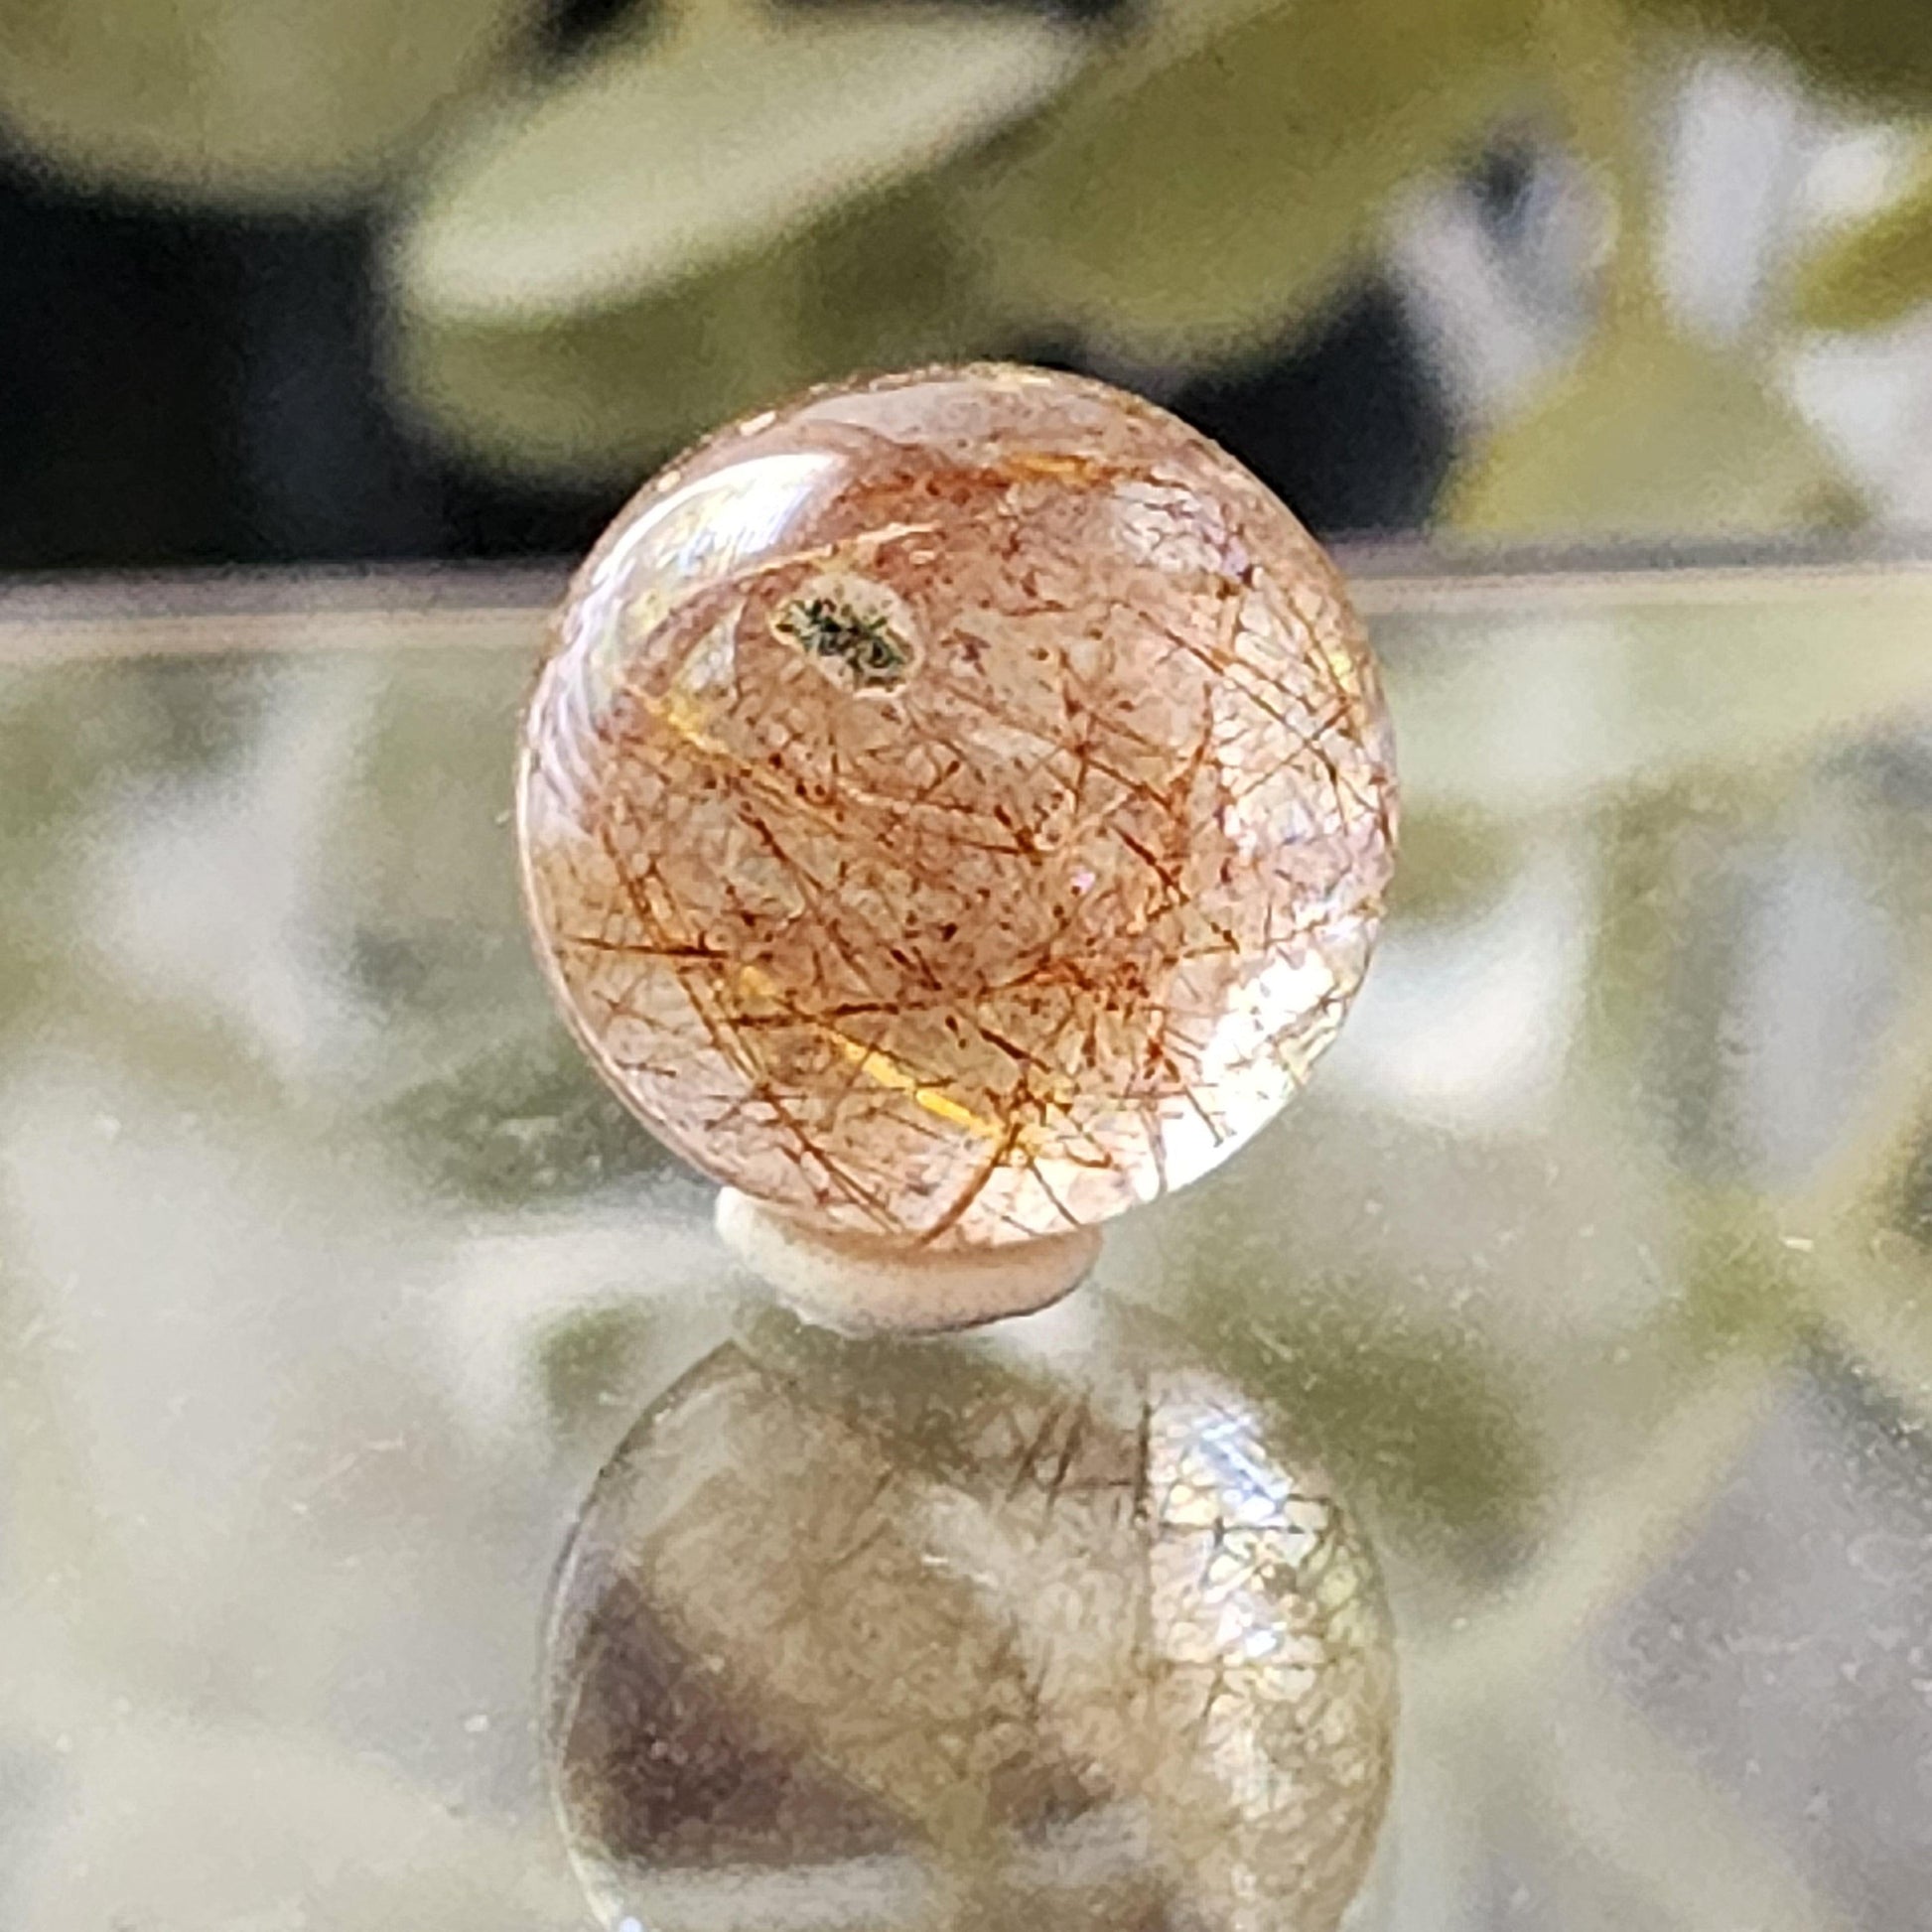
775 594 914 692
542 1311 1398 1932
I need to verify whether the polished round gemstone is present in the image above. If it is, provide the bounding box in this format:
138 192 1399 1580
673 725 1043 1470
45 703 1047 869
544 1311 1398 1932
518 364 1396 1246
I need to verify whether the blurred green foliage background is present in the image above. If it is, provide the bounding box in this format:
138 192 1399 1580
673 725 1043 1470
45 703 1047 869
6 0 1932 564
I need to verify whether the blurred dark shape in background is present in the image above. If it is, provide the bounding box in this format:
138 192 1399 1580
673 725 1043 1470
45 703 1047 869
0 159 618 568
0 142 1451 568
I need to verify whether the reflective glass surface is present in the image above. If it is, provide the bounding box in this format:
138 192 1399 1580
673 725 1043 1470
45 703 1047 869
3 552 1930 1930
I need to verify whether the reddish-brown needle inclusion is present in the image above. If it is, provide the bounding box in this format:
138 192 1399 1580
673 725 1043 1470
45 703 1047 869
518 364 1397 1247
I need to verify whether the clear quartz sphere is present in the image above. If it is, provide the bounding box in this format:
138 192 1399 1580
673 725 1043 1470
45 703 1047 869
543 1307 1398 1932
518 364 1397 1246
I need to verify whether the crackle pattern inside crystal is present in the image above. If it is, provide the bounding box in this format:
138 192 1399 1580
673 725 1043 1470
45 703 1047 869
544 1327 1397 1932
518 364 1397 1245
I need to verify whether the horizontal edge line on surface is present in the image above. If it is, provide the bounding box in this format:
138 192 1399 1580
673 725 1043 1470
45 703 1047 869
1 537 1930 664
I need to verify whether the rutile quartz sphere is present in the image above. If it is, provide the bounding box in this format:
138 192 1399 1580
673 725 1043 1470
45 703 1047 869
544 1313 1398 1932
518 364 1396 1247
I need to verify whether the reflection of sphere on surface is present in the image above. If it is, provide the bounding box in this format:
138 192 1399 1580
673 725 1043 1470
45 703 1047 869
518 363 1396 1248
543 1311 1397 1932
